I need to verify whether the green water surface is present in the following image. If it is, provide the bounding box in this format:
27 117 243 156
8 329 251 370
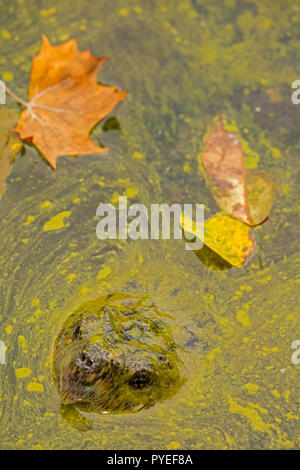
0 0 299 449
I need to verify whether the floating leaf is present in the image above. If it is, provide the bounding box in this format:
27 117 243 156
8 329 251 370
245 171 274 226
181 212 256 268
201 117 274 226
13 35 127 168
0 108 21 197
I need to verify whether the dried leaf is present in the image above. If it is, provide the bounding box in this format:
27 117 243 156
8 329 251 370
201 117 274 226
181 212 256 268
15 35 127 168
0 108 22 197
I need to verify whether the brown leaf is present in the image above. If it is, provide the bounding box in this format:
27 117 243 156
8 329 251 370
201 117 274 226
14 35 127 168
0 108 21 197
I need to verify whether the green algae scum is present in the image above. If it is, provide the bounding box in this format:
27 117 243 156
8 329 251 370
0 0 299 450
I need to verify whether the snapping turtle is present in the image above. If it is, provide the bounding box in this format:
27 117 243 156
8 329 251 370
53 293 183 414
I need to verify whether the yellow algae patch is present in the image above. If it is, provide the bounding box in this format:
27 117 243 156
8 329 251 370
5 325 12 335
119 8 129 17
167 441 181 450
271 147 281 159
261 346 278 355
228 396 273 433
2 30 11 39
286 413 298 420
80 287 90 296
58 33 70 42
183 162 190 173
43 211 71 231
126 187 139 198
249 402 268 415
67 273 77 284
237 310 250 326
18 336 27 353
97 266 111 281
40 8 56 17
132 151 144 159
111 192 120 204
257 276 272 284
26 315 37 324
24 215 35 225
33 310 42 319
63 252 79 263
15 367 32 379
40 200 53 210
32 445 43 450
11 142 22 151
2 72 13 81
243 383 260 394
27 382 44 392
240 285 252 291
206 347 221 361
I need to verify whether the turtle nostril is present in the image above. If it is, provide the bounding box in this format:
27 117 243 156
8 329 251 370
86 357 93 367
78 352 94 369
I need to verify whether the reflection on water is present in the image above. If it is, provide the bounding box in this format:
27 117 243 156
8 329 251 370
194 244 232 271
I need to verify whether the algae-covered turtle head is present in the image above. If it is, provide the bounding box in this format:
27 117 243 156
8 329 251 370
53 293 183 413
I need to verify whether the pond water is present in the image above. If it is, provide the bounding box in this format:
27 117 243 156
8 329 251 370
0 0 299 450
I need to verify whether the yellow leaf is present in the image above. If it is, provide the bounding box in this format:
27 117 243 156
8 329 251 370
181 212 256 268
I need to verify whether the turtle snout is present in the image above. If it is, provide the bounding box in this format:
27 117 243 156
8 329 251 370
76 351 97 372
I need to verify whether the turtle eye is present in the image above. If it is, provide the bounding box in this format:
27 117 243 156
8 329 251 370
128 370 152 389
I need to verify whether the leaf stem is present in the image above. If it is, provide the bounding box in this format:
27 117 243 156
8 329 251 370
5 87 28 108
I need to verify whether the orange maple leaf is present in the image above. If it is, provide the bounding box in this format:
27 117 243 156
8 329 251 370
12 35 127 168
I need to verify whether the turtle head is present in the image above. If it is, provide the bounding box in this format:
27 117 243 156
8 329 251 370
53 293 183 413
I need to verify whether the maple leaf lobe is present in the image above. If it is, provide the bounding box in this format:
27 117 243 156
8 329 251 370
15 35 127 168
